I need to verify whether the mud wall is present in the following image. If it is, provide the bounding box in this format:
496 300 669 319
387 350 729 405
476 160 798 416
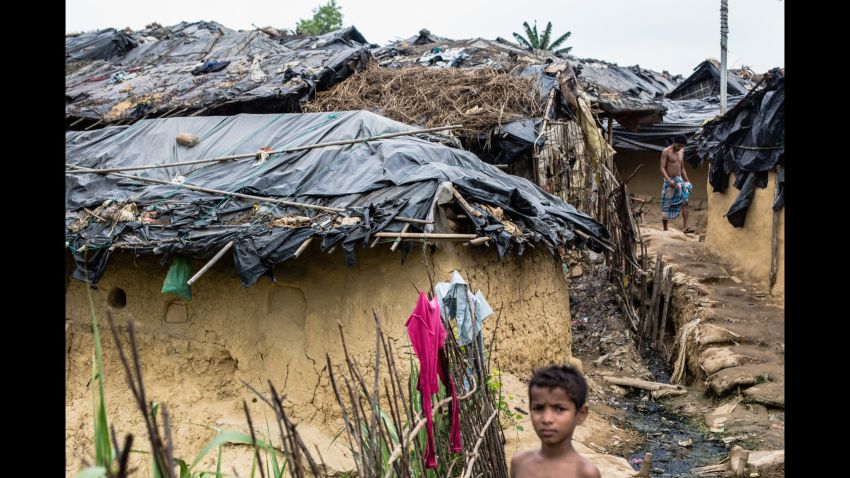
705 170 784 298
65 242 572 475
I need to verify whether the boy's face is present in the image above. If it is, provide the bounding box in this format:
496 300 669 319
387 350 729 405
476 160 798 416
529 386 588 446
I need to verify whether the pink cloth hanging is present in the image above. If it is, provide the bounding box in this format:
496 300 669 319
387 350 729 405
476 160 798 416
406 291 462 468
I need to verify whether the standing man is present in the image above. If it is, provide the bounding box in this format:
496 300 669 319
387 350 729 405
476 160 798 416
660 135 694 233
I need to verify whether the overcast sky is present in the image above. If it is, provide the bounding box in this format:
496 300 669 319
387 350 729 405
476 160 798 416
66 0 783 77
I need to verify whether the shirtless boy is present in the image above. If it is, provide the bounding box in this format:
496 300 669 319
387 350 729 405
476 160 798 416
510 365 600 478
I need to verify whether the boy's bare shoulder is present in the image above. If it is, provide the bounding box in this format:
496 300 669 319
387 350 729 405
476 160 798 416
511 449 537 466
510 449 537 476
576 455 601 478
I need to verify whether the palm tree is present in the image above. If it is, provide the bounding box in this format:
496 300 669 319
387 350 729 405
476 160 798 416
513 21 572 54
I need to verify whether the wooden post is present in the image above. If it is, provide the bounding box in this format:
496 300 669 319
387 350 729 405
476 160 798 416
657 266 674 346
607 116 614 145
636 452 653 477
769 169 781 292
644 253 664 342
186 240 235 286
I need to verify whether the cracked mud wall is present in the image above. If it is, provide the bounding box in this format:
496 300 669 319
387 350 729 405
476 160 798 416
65 242 571 475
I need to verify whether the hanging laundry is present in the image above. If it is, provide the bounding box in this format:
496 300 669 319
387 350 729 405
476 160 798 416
406 291 462 469
434 271 494 346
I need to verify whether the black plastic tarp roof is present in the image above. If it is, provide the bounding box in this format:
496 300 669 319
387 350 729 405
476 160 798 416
66 111 607 287
667 60 754 99
66 22 370 126
568 57 681 122
66 28 139 62
279 26 369 51
695 69 784 227
371 30 547 70
613 95 744 166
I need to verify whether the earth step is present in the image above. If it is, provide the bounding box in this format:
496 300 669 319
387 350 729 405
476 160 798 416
699 347 752 375
695 323 747 347
742 381 785 408
707 364 779 396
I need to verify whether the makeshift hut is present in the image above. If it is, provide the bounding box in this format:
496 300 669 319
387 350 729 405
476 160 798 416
65 110 608 474
694 68 784 297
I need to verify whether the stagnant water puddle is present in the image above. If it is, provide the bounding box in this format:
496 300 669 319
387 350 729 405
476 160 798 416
614 344 728 476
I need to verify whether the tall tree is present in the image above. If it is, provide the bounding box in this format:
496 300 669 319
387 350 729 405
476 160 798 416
513 20 572 54
296 0 343 35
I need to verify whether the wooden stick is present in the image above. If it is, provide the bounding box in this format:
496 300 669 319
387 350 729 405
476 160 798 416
83 119 103 131
636 452 653 477
389 224 410 251
157 107 179 119
465 236 491 245
460 408 500 478
65 125 463 175
373 232 477 240
162 108 188 119
83 207 107 222
657 266 674 345
607 116 614 145
382 379 477 477
186 240 234 285
651 388 688 400
644 253 663 341
293 237 313 258
602 375 684 391
69 117 86 127
450 186 483 218
769 170 781 291
65 165 430 225
573 228 615 253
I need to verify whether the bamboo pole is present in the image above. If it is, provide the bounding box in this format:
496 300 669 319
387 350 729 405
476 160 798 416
65 165 431 225
65 125 463 175
373 232 477 240
465 236 491 245
186 240 235 286
293 237 314 258
389 224 410 251
573 228 615 253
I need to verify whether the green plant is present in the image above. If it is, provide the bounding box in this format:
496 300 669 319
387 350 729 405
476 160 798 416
487 368 523 432
295 0 343 35
512 21 573 54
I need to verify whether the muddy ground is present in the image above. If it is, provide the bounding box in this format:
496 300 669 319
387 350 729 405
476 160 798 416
562 255 784 477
